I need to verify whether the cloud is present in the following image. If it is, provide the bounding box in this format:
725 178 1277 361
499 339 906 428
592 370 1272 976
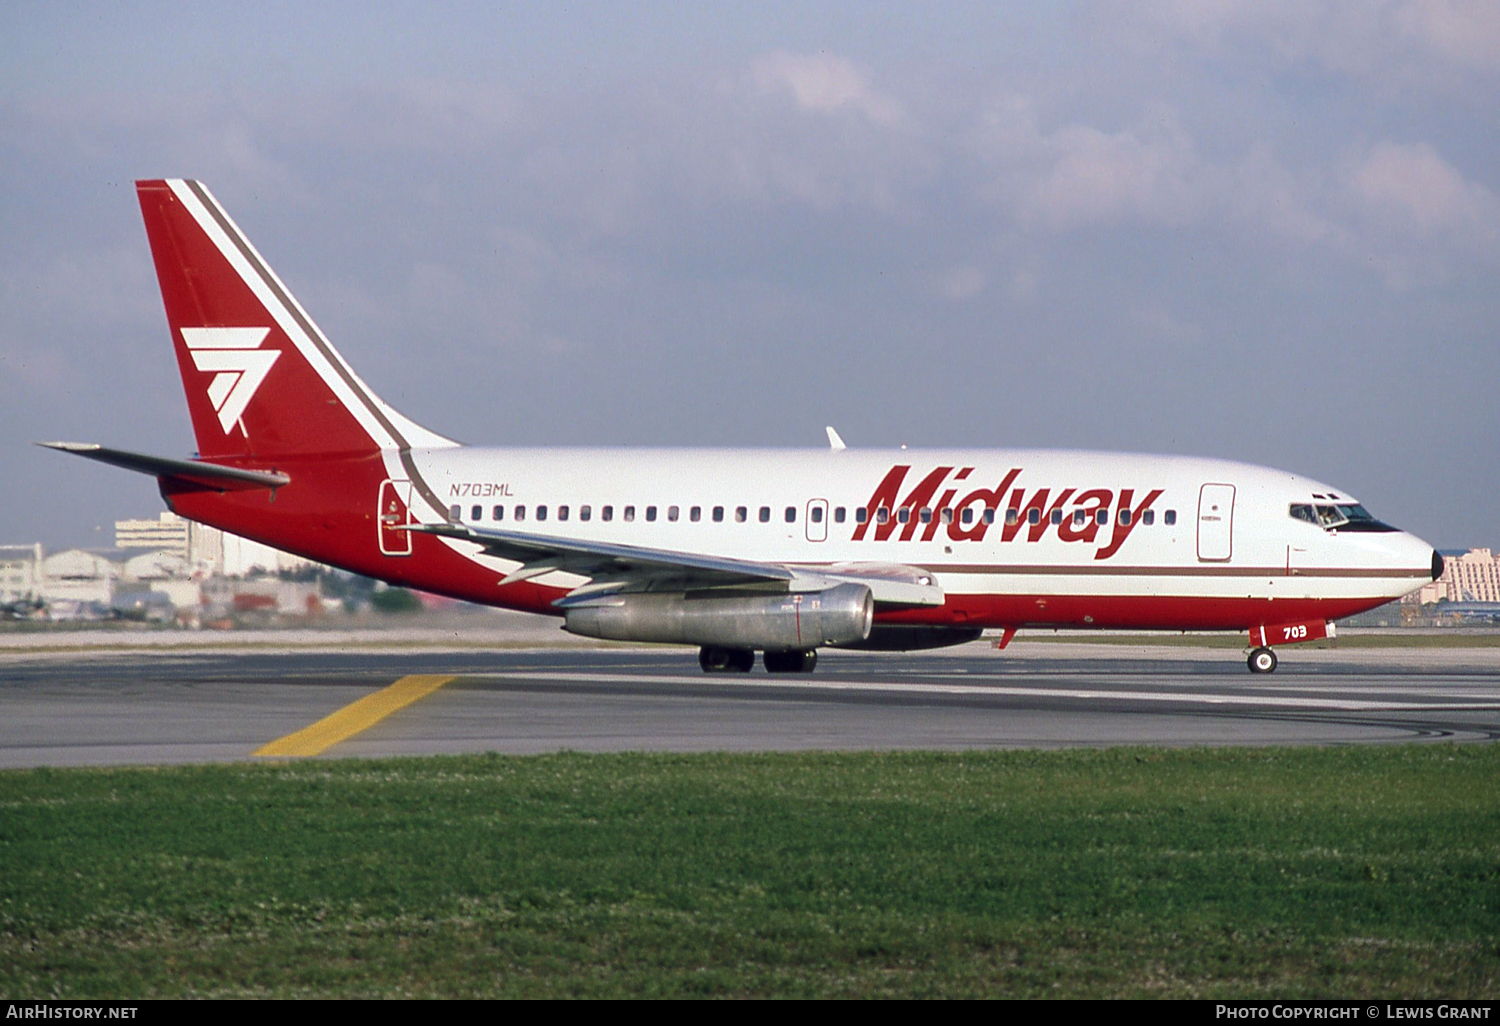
1110 0 1500 80
961 90 1499 292
1024 121 1200 229
750 51 904 125
1396 0 1500 71
1129 303 1205 351
930 265 986 301
1348 140 1500 242
969 100 1204 229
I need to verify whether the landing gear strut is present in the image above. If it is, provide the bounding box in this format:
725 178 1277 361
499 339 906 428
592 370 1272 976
1247 647 1278 674
699 646 755 673
763 649 818 674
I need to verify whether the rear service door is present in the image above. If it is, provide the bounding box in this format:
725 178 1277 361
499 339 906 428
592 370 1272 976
1197 483 1235 562
378 479 413 556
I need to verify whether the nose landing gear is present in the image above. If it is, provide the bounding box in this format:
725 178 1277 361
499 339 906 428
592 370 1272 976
1247 647 1278 674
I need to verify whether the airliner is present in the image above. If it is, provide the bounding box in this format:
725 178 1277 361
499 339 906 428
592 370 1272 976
43 180 1441 674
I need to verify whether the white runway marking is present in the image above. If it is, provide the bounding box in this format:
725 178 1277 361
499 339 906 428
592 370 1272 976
495 671 1500 712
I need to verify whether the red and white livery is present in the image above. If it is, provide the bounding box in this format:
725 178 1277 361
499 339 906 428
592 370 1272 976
45 180 1442 674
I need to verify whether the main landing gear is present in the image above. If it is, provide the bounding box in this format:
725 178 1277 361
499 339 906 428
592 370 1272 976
1247 647 1278 674
698 646 819 673
699 646 755 673
762 649 818 674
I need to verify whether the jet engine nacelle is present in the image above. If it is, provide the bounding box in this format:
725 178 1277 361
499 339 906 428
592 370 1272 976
563 583 874 650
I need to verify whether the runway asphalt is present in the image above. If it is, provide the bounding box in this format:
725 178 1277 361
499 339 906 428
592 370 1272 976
3 637 1499 768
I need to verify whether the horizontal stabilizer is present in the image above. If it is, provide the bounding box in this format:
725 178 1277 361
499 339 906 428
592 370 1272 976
36 442 290 491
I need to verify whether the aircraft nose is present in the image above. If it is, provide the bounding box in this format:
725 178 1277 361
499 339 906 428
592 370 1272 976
1432 549 1445 581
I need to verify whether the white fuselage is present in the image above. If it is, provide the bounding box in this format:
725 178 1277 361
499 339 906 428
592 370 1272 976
406 445 1433 627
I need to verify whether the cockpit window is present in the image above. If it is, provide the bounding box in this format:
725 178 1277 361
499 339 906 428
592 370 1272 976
1292 501 1398 532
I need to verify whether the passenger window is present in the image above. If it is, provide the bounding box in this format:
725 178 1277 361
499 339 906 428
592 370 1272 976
558 505 569 521
624 505 636 522
876 508 889 525
833 507 845 523
667 505 679 522
1142 510 1154 526
470 505 482 521
448 504 461 522
536 505 547 521
712 506 724 522
1071 510 1085 526
855 508 867 524
580 505 591 522
983 508 995 525
1118 509 1130 526
690 506 701 522
897 508 910 524
1006 508 1019 526
646 506 657 522
492 505 504 521
1051 509 1064 525
735 506 747 523
758 506 770 523
785 506 796 523
941 508 953 524
1164 510 1176 525
918 508 931 524
1028 508 1041 525
514 505 526 522
1095 509 1108 526
811 506 824 523
602 505 613 522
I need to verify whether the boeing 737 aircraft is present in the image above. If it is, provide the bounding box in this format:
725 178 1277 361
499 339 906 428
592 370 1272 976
44 180 1441 674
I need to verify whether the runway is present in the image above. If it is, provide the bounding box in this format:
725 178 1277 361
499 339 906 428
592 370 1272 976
2 641 1499 768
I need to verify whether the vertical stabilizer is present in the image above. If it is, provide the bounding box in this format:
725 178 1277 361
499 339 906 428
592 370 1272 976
136 179 455 460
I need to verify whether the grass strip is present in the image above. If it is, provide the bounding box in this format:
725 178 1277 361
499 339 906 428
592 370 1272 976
2 746 1497 998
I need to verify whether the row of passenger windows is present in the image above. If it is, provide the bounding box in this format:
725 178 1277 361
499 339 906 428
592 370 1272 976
450 502 1179 528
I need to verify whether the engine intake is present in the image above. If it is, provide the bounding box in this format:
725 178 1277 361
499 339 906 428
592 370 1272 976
563 583 874 650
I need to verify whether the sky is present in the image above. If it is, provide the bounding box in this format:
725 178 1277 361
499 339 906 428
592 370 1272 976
1 0 1496 551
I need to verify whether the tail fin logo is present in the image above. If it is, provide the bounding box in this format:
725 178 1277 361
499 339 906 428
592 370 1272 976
181 327 280 436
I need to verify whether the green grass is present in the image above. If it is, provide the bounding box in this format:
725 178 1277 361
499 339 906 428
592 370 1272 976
2 747 1497 998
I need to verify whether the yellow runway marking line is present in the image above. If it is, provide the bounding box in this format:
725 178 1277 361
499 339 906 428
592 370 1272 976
254 674 456 757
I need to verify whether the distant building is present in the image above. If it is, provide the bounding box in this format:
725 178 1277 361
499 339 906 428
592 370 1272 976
114 512 190 558
218 531 318 577
39 549 121 606
0 544 43 604
122 550 190 581
1412 548 1500 605
112 511 319 577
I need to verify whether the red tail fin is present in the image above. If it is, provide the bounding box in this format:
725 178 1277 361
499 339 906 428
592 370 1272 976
136 180 453 460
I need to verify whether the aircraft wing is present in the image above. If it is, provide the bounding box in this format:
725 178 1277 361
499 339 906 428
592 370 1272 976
409 522 944 607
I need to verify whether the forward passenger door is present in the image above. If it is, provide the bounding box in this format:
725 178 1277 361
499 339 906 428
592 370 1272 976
1197 483 1235 562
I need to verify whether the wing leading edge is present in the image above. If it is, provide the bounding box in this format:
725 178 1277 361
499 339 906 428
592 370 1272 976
409 522 945 607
